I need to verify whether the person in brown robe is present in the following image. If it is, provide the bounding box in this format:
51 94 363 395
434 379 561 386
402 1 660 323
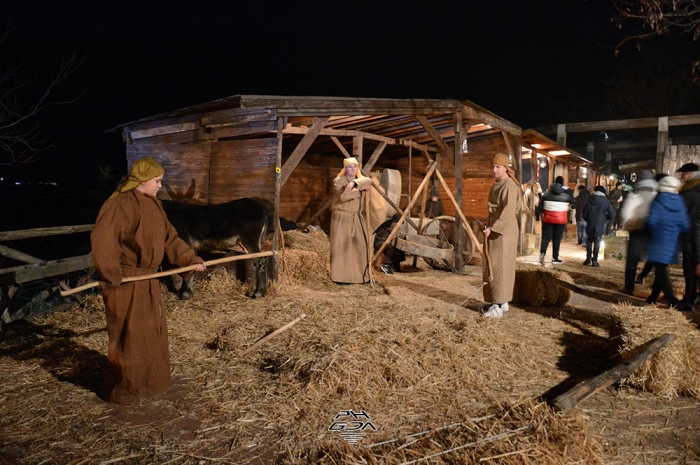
482 153 521 318
91 156 205 404
329 157 375 283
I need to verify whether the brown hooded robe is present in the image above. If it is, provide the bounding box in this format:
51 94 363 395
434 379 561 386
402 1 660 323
91 190 198 404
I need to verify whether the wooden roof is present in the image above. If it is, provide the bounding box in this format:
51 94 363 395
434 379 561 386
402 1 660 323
107 95 521 157
521 129 603 171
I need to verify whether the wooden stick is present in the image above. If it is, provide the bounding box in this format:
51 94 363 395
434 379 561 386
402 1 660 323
372 161 438 266
434 169 484 257
552 333 674 413
59 251 275 297
412 179 431 267
240 313 307 356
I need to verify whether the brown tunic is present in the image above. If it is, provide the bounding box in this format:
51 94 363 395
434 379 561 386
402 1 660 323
329 175 375 283
91 190 198 404
483 178 520 304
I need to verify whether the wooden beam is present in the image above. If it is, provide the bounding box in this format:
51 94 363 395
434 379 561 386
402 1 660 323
415 115 454 164
363 141 387 173
552 334 674 413
353 136 363 167
209 120 277 140
130 122 197 140
0 254 95 286
0 245 43 265
279 117 329 185
330 136 352 158
537 114 700 135
0 225 94 242
460 101 521 135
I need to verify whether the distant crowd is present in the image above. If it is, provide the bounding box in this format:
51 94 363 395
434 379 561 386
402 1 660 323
528 163 700 312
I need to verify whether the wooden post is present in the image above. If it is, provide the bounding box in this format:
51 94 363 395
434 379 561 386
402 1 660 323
272 117 284 281
553 333 674 413
453 114 464 271
656 116 669 173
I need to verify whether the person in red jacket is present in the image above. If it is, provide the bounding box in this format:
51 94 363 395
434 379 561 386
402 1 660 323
536 177 574 265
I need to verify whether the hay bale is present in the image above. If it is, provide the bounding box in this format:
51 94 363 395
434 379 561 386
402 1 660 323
613 303 700 398
512 266 572 307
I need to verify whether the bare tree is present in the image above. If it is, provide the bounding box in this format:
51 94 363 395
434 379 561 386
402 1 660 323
611 0 700 51
0 25 83 166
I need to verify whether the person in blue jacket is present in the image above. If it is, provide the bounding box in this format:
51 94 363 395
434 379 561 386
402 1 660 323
581 186 616 267
645 175 691 309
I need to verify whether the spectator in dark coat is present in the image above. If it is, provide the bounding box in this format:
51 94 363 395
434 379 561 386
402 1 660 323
618 170 658 295
645 176 690 309
581 186 615 267
536 180 574 265
574 185 591 246
606 181 624 235
677 163 700 309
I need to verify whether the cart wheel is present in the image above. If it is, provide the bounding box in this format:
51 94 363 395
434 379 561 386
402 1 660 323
420 216 473 272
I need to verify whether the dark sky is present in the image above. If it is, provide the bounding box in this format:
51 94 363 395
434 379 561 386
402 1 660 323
0 1 667 184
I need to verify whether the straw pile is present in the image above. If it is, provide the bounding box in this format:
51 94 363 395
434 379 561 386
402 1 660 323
0 260 610 464
273 229 335 289
511 265 573 307
612 303 700 398
0 228 623 464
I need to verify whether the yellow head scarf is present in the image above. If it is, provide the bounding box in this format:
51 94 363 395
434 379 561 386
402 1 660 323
337 157 366 179
109 156 165 199
491 153 516 179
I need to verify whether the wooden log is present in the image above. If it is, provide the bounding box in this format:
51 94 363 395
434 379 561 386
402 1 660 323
0 245 43 264
0 224 94 242
543 275 649 306
552 333 674 413
240 313 306 356
60 251 275 297
0 254 95 286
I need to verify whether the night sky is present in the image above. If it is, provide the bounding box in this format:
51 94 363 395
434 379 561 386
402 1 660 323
0 1 694 187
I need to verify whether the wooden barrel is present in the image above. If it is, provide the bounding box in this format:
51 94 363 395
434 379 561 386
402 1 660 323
380 169 402 218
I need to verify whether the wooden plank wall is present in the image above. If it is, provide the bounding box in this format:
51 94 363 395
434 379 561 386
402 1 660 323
280 153 337 224
127 136 212 203
209 138 278 204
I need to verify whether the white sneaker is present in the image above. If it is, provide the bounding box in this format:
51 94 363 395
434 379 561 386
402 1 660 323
500 302 509 312
483 304 503 318
539 253 545 265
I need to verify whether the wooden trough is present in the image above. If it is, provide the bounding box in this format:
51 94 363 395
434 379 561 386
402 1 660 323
395 234 454 262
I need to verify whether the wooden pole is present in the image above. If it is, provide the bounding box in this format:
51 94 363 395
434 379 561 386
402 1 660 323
412 180 431 267
372 162 438 266
434 169 484 257
543 275 649 306
60 251 275 297
240 313 307 356
553 333 674 413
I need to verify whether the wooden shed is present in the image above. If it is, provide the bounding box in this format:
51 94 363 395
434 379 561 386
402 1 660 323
108 95 523 278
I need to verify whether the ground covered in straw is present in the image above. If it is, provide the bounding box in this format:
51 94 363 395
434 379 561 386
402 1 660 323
0 232 699 464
